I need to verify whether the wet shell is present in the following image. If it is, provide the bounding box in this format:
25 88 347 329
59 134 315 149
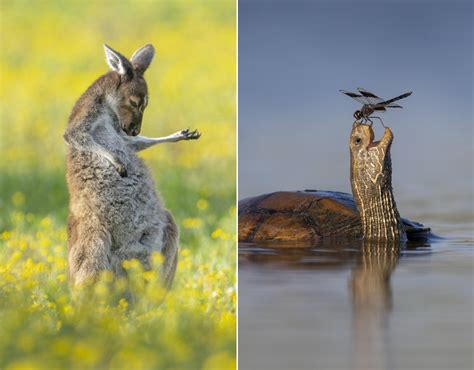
238 190 429 243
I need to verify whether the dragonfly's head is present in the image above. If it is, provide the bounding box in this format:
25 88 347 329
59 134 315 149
353 110 363 120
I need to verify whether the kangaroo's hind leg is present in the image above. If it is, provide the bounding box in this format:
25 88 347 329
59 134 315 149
67 213 113 285
128 210 179 289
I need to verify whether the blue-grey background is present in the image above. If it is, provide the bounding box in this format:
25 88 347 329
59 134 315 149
239 0 473 222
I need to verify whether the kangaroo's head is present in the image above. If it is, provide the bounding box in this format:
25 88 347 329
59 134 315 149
103 44 155 136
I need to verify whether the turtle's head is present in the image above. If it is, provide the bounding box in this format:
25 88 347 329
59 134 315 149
349 122 406 241
349 122 393 177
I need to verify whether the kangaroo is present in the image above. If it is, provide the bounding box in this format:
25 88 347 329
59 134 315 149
64 44 200 288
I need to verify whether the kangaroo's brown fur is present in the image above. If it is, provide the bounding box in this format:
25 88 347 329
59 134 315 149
64 44 200 287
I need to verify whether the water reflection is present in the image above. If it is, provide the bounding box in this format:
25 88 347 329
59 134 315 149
351 240 400 370
239 238 431 370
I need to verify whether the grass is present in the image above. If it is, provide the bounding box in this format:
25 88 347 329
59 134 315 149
0 1 236 369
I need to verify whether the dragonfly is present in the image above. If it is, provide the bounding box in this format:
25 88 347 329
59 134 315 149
340 88 412 127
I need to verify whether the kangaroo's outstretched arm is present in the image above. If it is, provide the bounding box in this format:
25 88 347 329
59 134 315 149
124 129 201 152
64 118 128 177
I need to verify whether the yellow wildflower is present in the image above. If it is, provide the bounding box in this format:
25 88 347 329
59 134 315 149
182 217 203 229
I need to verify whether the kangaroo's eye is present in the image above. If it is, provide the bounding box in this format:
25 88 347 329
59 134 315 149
129 99 138 108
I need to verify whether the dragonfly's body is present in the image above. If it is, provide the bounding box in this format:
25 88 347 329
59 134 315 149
341 88 412 126
356 104 376 121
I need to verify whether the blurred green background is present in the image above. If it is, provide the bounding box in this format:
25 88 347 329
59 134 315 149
0 1 236 369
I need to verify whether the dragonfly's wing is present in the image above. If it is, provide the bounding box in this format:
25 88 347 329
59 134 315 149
386 103 403 108
381 91 412 106
357 87 384 105
340 90 370 105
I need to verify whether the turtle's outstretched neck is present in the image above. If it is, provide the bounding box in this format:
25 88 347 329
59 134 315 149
349 123 406 241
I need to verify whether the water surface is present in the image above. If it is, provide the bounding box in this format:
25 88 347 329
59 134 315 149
239 222 473 370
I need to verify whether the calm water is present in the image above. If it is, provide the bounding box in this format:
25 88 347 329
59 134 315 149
238 210 473 370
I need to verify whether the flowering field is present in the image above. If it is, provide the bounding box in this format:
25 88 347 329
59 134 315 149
0 1 236 369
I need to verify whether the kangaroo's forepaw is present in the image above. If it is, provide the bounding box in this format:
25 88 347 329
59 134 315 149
182 128 201 140
116 162 128 177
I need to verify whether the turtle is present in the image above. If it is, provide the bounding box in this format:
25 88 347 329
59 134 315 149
238 122 431 244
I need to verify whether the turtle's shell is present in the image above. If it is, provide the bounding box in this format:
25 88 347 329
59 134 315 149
238 190 430 243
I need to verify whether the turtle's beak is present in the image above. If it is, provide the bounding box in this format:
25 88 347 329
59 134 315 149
369 127 394 153
376 128 393 147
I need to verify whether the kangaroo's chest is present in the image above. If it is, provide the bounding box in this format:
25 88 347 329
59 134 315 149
94 113 132 160
68 113 150 185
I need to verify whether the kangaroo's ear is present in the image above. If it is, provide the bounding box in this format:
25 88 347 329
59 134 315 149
103 44 133 77
130 44 155 75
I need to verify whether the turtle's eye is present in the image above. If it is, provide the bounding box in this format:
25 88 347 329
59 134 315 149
354 137 362 145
